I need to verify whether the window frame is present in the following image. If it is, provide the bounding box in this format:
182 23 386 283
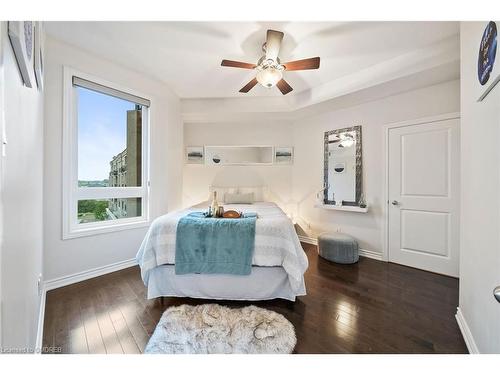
62 67 150 240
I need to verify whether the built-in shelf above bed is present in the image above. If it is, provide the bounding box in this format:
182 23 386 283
314 204 368 213
204 145 274 166
186 145 294 165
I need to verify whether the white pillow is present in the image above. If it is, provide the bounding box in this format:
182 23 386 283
238 187 264 202
224 192 255 204
209 186 237 203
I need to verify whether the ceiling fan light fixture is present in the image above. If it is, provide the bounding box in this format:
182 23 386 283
256 66 282 88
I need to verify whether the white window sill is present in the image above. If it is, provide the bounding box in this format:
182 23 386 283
63 219 150 240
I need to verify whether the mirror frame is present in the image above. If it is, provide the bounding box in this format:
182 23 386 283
323 125 363 206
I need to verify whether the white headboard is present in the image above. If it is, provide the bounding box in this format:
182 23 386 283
208 186 267 202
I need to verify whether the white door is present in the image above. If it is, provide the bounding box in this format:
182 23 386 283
388 116 460 276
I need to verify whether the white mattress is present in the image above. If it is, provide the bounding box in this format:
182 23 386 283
147 265 306 302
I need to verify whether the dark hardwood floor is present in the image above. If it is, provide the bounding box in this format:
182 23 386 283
42 243 468 354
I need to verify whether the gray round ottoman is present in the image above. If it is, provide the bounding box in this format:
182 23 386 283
318 233 359 264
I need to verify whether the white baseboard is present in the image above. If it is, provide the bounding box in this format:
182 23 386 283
455 307 479 354
298 235 318 245
298 235 383 261
35 289 46 354
358 248 383 261
44 258 137 292
35 258 137 353
38 239 380 347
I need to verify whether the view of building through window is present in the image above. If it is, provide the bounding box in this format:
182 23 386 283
76 86 143 223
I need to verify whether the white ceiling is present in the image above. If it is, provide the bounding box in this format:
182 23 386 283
44 21 460 99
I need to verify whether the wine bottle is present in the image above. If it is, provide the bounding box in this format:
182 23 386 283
210 191 219 217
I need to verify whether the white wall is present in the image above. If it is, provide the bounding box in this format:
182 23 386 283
291 80 460 254
183 121 294 210
44 37 183 281
0 22 44 350
458 22 500 353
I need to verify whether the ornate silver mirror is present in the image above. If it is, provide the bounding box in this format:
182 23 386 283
323 126 362 206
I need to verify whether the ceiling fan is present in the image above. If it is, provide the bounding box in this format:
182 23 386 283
221 29 320 95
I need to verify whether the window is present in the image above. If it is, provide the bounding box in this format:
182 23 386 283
63 68 150 238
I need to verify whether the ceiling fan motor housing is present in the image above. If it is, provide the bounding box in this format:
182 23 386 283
257 56 283 70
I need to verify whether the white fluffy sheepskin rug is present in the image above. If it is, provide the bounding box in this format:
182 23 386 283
145 304 296 354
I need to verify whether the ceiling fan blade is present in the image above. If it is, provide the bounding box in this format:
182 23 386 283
221 60 257 69
265 30 284 62
283 57 320 71
276 79 293 95
239 78 258 93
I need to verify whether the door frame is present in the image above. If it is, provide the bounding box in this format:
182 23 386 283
381 112 460 262
0 21 5 349
0 21 4 349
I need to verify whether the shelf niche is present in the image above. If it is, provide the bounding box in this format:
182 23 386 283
204 146 274 166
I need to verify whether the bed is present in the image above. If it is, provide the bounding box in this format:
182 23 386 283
136 196 309 301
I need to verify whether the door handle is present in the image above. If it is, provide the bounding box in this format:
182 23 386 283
391 200 399 206
494 286 500 303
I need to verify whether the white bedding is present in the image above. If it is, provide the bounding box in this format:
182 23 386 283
136 201 309 294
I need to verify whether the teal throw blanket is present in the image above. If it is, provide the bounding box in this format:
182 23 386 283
175 212 257 275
